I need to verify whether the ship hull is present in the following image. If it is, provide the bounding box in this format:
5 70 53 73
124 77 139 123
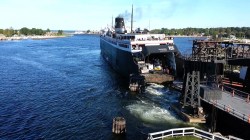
100 36 177 85
100 37 139 79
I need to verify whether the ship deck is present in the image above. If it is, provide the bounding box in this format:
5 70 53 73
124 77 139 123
141 73 174 84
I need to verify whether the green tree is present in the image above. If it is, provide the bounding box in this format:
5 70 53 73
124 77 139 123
204 28 209 36
148 27 250 39
143 28 149 33
14 30 19 35
37 29 45 35
3 29 9 37
0 29 3 34
225 28 231 37
20 27 30 35
150 29 161 34
57 30 63 35
30 28 37 35
3 28 15 37
246 30 250 38
170 29 175 35
46 28 50 33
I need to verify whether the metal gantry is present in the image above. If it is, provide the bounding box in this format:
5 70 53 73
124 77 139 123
183 71 201 107
192 40 250 62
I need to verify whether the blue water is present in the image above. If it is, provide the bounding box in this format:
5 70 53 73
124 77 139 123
0 35 200 139
174 37 207 55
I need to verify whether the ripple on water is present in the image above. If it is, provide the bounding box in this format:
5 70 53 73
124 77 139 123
0 35 194 139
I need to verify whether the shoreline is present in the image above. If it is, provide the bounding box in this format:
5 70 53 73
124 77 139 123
168 35 207 38
0 35 67 41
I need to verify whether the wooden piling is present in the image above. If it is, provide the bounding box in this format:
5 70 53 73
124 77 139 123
112 117 126 134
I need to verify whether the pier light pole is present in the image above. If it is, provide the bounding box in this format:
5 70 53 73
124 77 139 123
131 5 133 33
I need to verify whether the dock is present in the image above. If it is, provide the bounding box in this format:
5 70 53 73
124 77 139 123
170 104 206 123
200 84 250 123
171 40 250 139
142 73 174 84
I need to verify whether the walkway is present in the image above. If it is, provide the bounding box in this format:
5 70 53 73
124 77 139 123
201 84 250 123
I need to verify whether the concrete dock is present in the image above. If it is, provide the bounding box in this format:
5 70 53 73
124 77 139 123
201 85 250 123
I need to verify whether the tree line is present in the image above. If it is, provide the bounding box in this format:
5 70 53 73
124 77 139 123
0 27 63 37
150 27 250 39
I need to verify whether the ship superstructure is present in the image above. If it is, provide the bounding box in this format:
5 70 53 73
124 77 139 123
100 13 178 92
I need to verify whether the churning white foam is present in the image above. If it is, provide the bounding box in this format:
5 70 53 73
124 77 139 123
145 83 166 96
148 83 165 88
126 100 180 123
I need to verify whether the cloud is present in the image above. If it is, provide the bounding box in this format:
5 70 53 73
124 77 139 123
134 7 142 20
116 0 183 23
118 10 131 20
117 6 143 21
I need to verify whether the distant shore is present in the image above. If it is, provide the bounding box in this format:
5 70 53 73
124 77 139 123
0 35 67 41
168 35 206 38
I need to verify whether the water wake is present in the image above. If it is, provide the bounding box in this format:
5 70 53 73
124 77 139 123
145 83 166 96
126 100 179 123
126 82 184 125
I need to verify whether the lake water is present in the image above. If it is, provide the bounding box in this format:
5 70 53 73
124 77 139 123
0 35 202 139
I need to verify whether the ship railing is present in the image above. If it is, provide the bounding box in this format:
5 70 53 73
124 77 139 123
131 40 172 44
147 127 243 140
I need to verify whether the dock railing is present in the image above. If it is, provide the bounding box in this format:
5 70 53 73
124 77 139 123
147 127 243 140
204 99 249 123
201 83 250 123
218 84 250 103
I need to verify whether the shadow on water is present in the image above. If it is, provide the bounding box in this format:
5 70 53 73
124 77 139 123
112 133 127 140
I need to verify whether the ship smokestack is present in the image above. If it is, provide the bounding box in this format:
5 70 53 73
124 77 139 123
115 17 126 34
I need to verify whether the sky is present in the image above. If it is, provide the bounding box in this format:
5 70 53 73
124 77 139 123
0 0 249 30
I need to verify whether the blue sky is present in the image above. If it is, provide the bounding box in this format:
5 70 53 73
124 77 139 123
0 0 249 30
